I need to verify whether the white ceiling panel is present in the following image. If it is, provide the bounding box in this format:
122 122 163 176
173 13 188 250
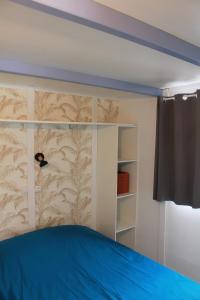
95 0 200 47
0 1 200 90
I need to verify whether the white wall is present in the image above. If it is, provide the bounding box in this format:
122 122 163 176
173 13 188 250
165 203 200 282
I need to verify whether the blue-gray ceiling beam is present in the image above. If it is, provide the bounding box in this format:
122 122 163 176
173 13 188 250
0 60 162 96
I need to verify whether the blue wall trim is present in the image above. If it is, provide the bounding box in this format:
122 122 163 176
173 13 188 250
10 0 200 66
0 60 162 96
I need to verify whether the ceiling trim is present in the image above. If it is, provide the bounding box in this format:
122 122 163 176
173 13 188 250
0 60 162 96
10 0 200 66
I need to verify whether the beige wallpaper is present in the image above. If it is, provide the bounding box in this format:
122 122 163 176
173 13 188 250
35 125 92 228
35 91 93 122
0 124 29 240
97 98 119 123
0 87 119 240
0 87 29 120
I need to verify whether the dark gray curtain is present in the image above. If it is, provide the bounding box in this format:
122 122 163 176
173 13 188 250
154 90 200 208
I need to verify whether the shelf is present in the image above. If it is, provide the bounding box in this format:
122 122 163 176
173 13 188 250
117 192 136 199
116 227 135 249
116 224 135 233
118 124 137 128
118 160 137 164
118 126 137 162
0 119 136 127
117 193 136 234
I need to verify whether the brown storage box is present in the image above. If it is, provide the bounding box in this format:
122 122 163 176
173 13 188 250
117 171 129 195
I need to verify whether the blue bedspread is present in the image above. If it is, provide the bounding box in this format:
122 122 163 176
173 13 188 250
0 226 200 300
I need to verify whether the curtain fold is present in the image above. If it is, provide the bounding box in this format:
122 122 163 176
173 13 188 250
154 90 200 208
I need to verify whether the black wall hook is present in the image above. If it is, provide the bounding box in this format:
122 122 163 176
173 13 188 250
35 153 48 168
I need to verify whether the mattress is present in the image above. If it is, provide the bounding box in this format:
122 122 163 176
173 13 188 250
0 225 200 300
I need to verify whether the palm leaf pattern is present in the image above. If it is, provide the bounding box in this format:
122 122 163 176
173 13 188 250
0 126 29 240
35 125 92 228
35 91 92 122
0 87 28 120
97 99 119 122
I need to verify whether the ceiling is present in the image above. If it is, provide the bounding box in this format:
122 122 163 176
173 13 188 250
95 0 200 47
0 0 200 92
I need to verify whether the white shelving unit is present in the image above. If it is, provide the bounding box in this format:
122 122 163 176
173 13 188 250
96 124 138 249
116 125 137 248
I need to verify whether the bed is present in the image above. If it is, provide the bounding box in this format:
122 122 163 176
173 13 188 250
0 225 200 300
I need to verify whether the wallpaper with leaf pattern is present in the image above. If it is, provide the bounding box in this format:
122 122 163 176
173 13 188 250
35 91 93 122
0 124 29 240
97 98 119 123
35 125 92 229
0 87 120 240
0 87 29 120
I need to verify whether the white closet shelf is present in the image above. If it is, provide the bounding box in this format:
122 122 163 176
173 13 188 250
0 119 136 127
116 224 136 233
118 124 137 128
117 192 136 199
118 159 137 164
